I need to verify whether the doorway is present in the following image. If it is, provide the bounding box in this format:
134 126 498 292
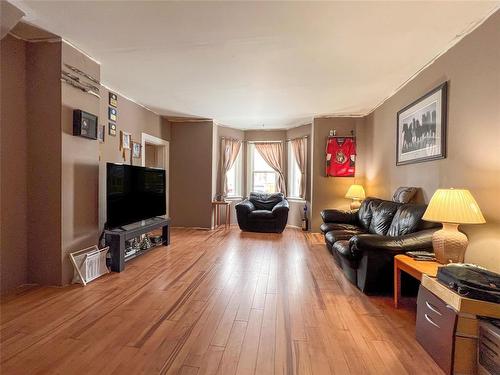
141 133 170 217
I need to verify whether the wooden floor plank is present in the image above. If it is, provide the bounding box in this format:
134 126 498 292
0 227 443 375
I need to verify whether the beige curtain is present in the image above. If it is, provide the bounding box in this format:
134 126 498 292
291 137 307 199
255 142 286 195
220 138 242 196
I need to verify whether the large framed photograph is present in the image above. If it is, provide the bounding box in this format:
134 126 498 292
396 82 447 165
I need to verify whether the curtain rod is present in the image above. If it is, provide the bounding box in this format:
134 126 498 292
220 135 308 143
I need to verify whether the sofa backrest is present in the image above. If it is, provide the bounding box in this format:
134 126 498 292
356 198 382 230
368 201 401 235
249 192 284 210
387 203 427 236
356 197 434 237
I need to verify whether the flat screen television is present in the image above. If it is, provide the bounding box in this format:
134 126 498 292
106 163 166 228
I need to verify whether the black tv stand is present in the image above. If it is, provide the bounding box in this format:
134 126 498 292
104 217 170 272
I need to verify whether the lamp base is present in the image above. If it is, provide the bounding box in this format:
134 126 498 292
350 199 361 210
432 223 468 264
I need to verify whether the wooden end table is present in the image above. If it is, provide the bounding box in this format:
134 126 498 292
212 201 231 229
394 254 441 308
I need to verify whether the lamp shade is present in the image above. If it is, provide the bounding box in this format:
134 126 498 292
345 184 366 200
422 188 485 224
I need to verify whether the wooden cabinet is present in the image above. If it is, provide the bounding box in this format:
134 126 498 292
416 286 457 374
417 275 500 375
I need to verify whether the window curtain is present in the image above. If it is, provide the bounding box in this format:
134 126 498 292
220 138 242 196
255 142 287 196
291 137 307 199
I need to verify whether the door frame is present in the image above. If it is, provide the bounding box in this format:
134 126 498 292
141 133 170 217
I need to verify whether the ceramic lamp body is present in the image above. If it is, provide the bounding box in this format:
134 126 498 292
432 223 468 264
350 199 361 210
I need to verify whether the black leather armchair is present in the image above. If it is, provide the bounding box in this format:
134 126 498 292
236 192 289 233
321 197 440 294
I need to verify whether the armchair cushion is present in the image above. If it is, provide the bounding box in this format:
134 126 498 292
249 192 284 210
249 210 274 220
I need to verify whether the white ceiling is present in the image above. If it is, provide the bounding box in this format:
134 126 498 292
11 1 499 129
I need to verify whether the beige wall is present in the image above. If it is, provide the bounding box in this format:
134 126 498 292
61 42 100 284
310 117 366 232
364 11 500 271
170 121 214 228
1 35 28 293
26 40 63 286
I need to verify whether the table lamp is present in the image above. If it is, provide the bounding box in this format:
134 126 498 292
345 184 365 210
422 188 485 264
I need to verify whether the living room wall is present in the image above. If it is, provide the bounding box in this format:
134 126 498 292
364 10 500 271
310 117 366 232
1 35 28 293
169 120 215 229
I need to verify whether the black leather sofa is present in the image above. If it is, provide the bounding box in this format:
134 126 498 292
321 197 439 294
236 192 289 233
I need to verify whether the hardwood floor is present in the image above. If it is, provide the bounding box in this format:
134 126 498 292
1 227 443 375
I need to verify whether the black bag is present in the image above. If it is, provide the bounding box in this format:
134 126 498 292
437 264 500 304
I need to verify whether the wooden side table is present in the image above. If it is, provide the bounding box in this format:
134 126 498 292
394 254 441 308
212 201 230 229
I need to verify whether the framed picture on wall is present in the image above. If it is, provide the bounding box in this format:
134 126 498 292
132 142 141 158
120 131 131 150
108 122 116 136
396 82 447 166
108 107 117 122
109 92 118 107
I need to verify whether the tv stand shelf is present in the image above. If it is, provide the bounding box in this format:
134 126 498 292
105 217 170 272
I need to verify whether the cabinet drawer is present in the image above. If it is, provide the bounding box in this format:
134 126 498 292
416 285 458 375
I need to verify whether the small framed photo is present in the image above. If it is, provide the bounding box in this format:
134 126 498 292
108 122 116 136
108 107 117 122
132 142 142 158
97 125 105 143
109 92 118 108
120 131 131 150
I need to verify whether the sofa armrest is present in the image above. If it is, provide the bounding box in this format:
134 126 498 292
321 209 358 224
272 199 289 216
349 229 436 254
235 199 255 214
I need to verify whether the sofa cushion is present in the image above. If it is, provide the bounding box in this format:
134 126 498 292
387 203 427 237
248 210 274 220
368 201 400 235
249 192 284 211
320 222 362 234
357 198 382 230
324 228 366 246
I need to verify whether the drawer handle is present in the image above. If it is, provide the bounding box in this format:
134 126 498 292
425 314 440 329
425 301 442 316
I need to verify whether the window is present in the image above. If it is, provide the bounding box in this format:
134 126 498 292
248 144 277 193
226 149 243 197
287 141 301 199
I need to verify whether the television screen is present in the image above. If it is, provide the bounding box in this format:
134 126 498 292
106 163 166 228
